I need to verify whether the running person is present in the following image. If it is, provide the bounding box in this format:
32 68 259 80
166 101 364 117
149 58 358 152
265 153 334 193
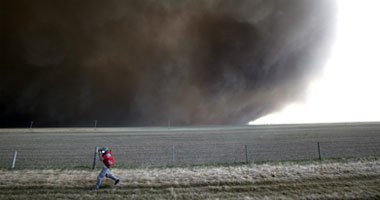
91 147 120 190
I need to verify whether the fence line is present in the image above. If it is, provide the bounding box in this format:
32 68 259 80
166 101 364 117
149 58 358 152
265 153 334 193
317 142 322 160
5 141 380 169
171 144 175 164
92 147 98 169
11 151 17 169
245 144 249 163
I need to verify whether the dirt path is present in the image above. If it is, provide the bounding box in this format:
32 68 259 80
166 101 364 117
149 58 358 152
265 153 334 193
1 158 380 199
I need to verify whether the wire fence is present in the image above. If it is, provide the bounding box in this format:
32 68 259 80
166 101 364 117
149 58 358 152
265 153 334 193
2 140 380 169
2 123 380 169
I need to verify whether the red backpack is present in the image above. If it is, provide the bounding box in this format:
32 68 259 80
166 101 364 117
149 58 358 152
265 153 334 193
102 151 114 168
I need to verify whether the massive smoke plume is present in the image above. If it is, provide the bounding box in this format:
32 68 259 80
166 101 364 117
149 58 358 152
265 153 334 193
0 0 336 127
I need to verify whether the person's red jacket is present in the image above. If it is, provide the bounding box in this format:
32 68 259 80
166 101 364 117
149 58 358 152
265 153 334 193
101 151 114 168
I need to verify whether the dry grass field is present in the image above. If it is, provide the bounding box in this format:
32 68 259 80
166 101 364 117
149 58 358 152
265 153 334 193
1 123 380 199
1 122 380 168
0 157 379 200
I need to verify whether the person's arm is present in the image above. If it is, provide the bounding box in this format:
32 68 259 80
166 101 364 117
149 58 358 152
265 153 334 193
98 151 103 161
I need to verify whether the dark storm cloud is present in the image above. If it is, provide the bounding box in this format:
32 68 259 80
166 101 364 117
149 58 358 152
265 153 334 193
0 0 336 127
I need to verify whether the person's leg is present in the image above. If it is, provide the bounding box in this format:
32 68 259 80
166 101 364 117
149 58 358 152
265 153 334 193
105 170 120 185
93 166 109 189
105 172 118 181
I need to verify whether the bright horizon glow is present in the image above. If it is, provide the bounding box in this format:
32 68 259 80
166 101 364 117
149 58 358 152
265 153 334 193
251 0 380 125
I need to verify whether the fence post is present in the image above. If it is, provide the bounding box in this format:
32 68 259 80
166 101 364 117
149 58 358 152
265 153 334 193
171 144 175 164
94 120 98 129
245 145 248 163
11 151 17 169
92 147 98 169
30 121 34 129
317 142 322 160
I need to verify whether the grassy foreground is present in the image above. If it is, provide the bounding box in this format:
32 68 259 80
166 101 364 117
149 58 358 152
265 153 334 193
1 158 380 200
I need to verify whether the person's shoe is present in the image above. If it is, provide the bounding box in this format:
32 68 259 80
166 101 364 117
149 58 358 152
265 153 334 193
90 187 98 191
115 179 120 185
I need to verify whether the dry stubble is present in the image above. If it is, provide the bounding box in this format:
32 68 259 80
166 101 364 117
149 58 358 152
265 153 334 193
0 158 380 199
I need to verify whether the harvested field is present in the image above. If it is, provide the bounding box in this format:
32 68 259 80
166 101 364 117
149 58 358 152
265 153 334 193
1 122 380 168
0 157 380 199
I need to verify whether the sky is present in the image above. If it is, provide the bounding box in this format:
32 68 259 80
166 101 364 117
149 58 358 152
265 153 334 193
0 0 336 127
251 0 380 125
